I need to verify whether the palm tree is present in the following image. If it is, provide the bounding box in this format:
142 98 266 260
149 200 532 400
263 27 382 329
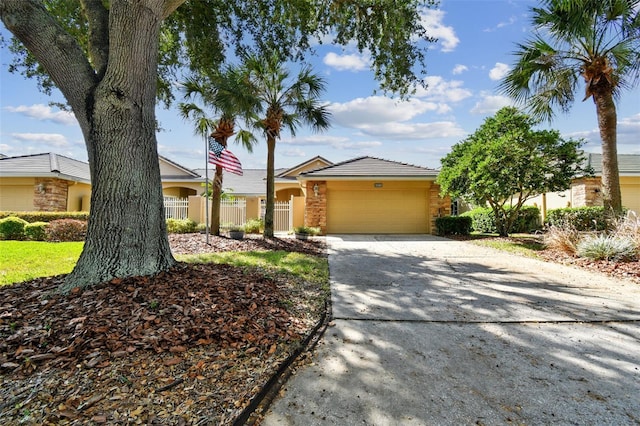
499 0 640 214
239 52 331 237
179 68 256 235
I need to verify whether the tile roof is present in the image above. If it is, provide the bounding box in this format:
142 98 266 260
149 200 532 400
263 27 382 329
586 153 640 175
0 153 91 182
298 156 439 179
193 168 283 196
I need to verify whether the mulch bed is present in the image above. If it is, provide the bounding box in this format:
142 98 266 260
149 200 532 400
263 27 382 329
448 234 640 284
0 234 327 425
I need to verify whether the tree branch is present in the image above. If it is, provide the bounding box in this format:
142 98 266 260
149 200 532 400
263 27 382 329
0 0 97 136
162 0 187 19
80 0 109 79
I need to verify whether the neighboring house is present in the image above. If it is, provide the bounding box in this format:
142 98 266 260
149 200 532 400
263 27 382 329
0 153 205 212
192 156 332 227
527 153 640 219
297 156 448 234
0 153 450 234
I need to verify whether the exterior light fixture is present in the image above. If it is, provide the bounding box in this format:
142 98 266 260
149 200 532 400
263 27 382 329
313 183 320 197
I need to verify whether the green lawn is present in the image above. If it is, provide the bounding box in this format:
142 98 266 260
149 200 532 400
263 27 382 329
178 251 329 287
463 233 545 258
0 241 328 288
0 241 84 285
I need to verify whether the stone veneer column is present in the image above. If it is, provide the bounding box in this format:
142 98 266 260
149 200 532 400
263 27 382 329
571 177 602 207
33 178 69 211
429 183 451 235
304 181 326 234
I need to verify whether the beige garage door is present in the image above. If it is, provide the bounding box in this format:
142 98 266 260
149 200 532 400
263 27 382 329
327 187 429 234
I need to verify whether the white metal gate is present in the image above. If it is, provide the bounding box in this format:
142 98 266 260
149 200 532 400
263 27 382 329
274 200 293 232
220 199 246 226
164 197 188 219
260 199 293 232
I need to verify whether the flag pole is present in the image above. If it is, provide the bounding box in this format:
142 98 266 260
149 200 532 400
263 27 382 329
204 135 210 245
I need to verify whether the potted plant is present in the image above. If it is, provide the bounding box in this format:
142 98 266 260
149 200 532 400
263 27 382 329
293 225 320 240
228 225 245 240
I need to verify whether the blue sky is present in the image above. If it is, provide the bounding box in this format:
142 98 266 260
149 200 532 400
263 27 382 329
1 0 639 171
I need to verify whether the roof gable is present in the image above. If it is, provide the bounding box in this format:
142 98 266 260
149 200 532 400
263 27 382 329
159 155 201 178
276 156 333 178
299 156 438 179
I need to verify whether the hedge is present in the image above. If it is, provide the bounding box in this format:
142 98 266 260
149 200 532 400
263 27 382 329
461 206 541 234
545 206 607 231
0 211 90 222
435 216 472 236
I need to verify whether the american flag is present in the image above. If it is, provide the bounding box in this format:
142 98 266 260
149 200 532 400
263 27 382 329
208 138 243 176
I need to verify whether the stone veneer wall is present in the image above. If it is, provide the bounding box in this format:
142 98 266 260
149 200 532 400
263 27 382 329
33 178 69 211
304 181 327 234
429 183 451 235
571 177 602 207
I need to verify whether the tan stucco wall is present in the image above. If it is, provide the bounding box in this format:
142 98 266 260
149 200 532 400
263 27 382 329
525 175 640 218
621 176 640 214
0 177 35 211
162 183 200 198
67 182 92 211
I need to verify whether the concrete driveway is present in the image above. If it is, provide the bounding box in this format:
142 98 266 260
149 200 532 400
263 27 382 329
262 235 640 425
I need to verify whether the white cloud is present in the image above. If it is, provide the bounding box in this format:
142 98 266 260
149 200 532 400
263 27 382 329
415 76 472 103
328 96 439 127
281 135 350 146
323 52 370 72
340 141 383 150
357 121 466 140
452 64 468 75
281 148 307 158
470 94 514 114
489 62 510 81
420 9 459 52
11 133 70 147
483 16 517 32
565 113 640 154
4 104 77 126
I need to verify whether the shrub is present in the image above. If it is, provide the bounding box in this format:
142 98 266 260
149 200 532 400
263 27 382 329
544 224 580 255
576 234 637 261
0 216 29 240
293 225 320 235
244 218 264 234
45 219 87 242
546 206 607 231
462 208 495 233
24 221 49 241
166 218 198 234
435 216 472 236
513 206 541 233
462 206 540 234
0 211 90 222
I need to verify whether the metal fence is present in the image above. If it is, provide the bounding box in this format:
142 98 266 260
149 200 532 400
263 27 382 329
220 199 246 226
274 200 293 232
163 197 188 219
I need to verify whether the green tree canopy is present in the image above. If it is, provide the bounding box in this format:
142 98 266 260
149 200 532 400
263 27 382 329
499 0 640 213
437 107 590 236
0 0 438 290
235 51 332 238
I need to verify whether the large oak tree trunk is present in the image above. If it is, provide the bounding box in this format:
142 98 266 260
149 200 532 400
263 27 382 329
63 1 176 291
593 90 622 214
264 135 276 238
0 0 178 292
